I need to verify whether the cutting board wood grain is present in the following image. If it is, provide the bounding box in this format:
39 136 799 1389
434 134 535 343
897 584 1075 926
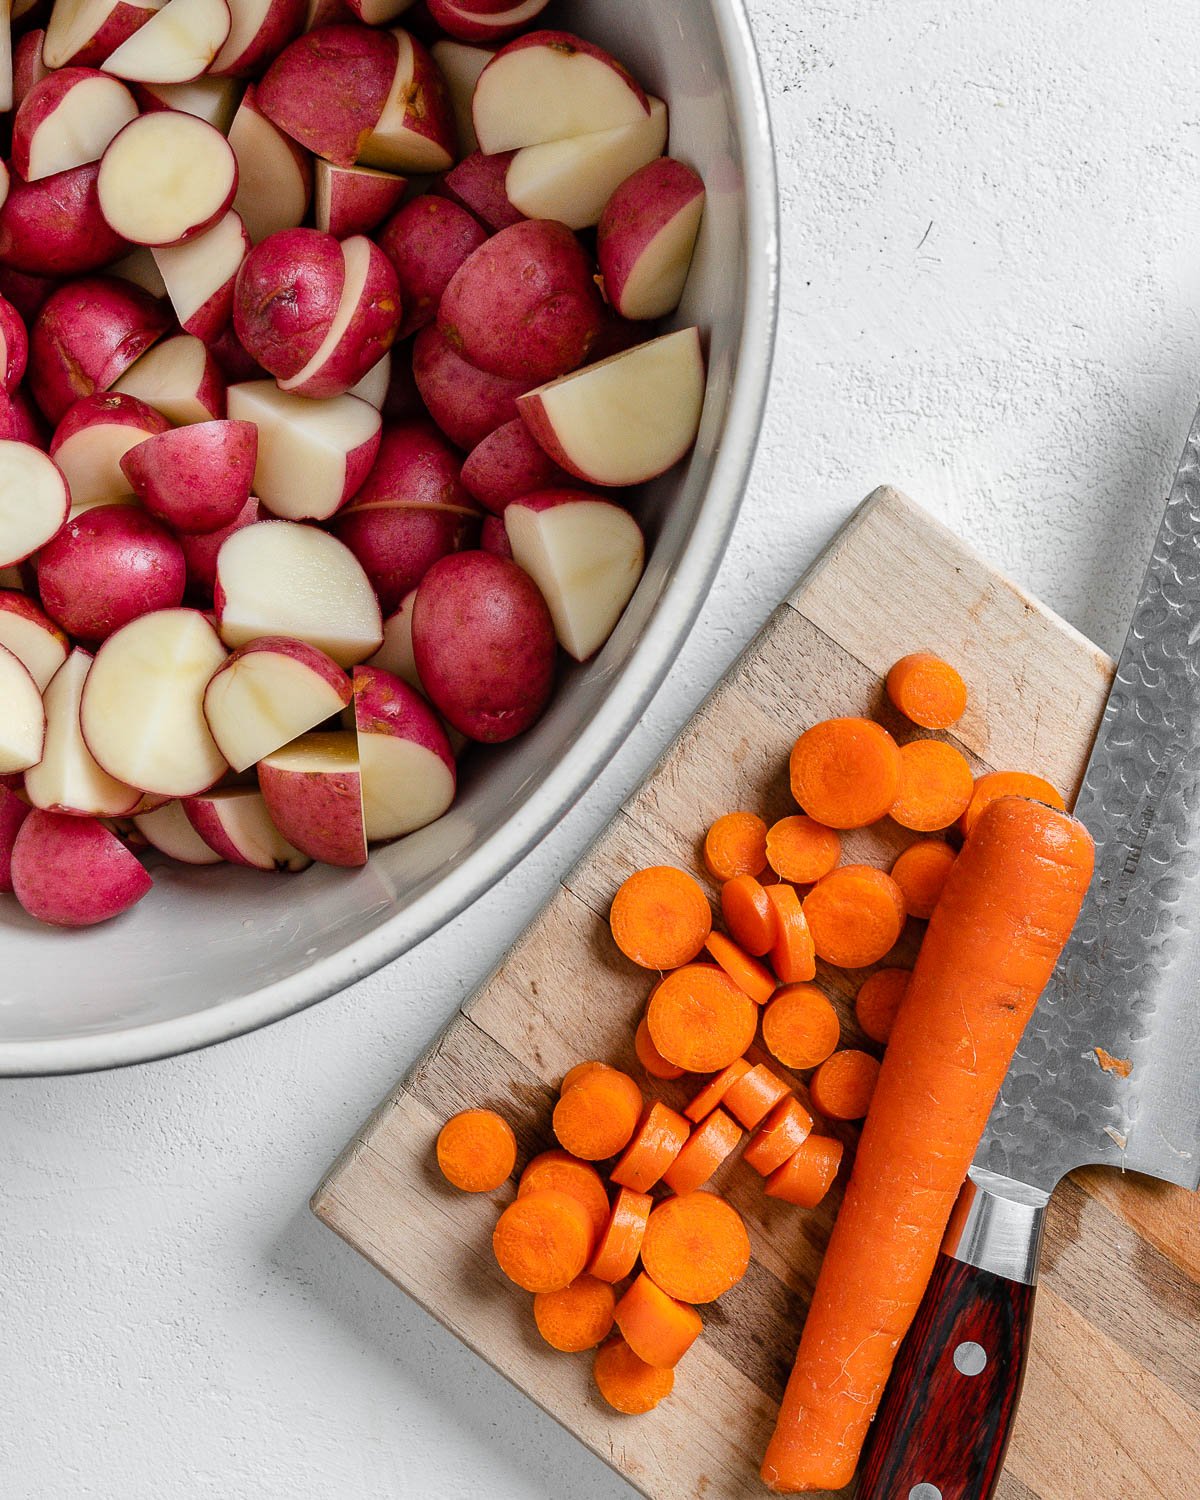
313 488 1200 1500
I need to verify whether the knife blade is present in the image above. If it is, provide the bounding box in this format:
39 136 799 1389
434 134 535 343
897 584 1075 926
859 407 1200 1500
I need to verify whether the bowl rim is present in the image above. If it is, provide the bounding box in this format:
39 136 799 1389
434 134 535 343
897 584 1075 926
3 0 780 1077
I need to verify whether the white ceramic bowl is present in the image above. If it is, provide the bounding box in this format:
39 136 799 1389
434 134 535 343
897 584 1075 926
1 0 778 1074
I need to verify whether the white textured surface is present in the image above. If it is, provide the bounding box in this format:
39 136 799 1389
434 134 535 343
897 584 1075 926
3 4 1197 1495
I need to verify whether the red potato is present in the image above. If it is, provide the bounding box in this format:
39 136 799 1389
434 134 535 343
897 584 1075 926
278 235 402 399
98 112 238 247
12 68 139 183
597 157 705 321
13 30 50 109
209 0 303 75
0 440 70 565
357 29 456 175
109 247 168 297
37 503 186 641
0 163 130 279
228 85 313 246
366 588 418 688
472 31 649 154
303 0 349 24
460 416 568 513
182 786 309 870
0 783 31 893
0 266 56 324
378 194 486 338
113 332 226 425
208 325 265 385
203 633 349 769
225 381 381 520
411 323 530 450
506 97 668 231
352 664 455 839
438 219 604 383
50 391 170 511
504 490 644 661
257 23 397 168
153 211 250 344
0 589 68 688
214 519 382 665
430 39 491 157
178 494 259 594
0 644 46 773
258 729 366 866
25 648 141 816
0 389 47 448
349 418 477 514
439 149 522 231
314 160 407 239
29 275 169 424
10 810 152 926
518 326 705 487
43 0 161 69
348 352 390 409
132 74 241 129
344 0 410 23
427 0 549 45
233 227 344 381
133 797 222 863
479 513 511 558
80 607 227 794
332 502 475 613
0 295 29 393
411 550 555 742
119 419 258 533
101 0 232 83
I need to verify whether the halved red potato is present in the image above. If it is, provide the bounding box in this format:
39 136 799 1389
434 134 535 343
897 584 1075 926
132 797 223 863
0 162 130 278
430 38 491 156
25 648 142 816
153 211 250 344
113 332 227 425
50 390 170 512
202 634 350 770
228 84 313 245
101 0 231 83
356 28 456 174
133 73 241 129
257 22 396 167
597 157 705 321
209 0 304 76
0 643 45 773
0 589 68 689
10 809 152 926
0 440 69 566
314 160 407 239
12 67 138 182
352 663 455 839
37 503 186 641
44 0 162 70
277 235 402 400
258 729 366 867
98 112 238 246
120 418 257 533
427 0 548 45
182 787 309 870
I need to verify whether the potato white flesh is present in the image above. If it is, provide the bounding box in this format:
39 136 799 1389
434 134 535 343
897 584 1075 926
99 112 236 245
0 442 71 567
113 334 222 424
430 39 491 157
102 0 231 83
203 644 350 772
53 419 155 510
183 786 309 870
80 608 228 795
360 29 453 173
228 97 310 245
472 38 649 153
133 796 222 863
505 97 666 230
226 382 380 521
23 73 138 181
613 192 706 321
25 649 140 815
358 733 454 842
109 247 169 297
0 599 67 689
140 75 240 129
366 592 420 689
0 644 45 773
279 235 372 394
153 209 247 323
215 521 382 667
348 353 390 410
44 0 162 71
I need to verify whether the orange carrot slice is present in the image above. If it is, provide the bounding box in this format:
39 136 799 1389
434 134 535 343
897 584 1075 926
684 1058 752 1123
803 865 906 968
611 1101 690 1192
646 963 758 1072
614 1273 704 1368
594 1336 674 1413
493 1188 594 1292
764 882 817 983
890 739 974 832
589 1186 652 1283
764 1134 844 1208
704 811 768 880
641 1190 751 1304
743 1095 814 1176
519 1151 611 1244
765 814 841 883
705 930 777 1004
723 1062 791 1130
610 865 712 969
721 873 777 956
854 968 910 1045
789 717 902 829
960 770 1065 837
886 652 967 729
661 1107 742 1195
561 1059 608 1093
634 1015 684 1080
890 838 956 919
553 1066 643 1161
436 1108 517 1192
533 1274 616 1352
810 1048 881 1120
762 983 841 1070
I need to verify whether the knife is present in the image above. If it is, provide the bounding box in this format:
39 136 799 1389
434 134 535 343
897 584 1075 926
857 411 1200 1500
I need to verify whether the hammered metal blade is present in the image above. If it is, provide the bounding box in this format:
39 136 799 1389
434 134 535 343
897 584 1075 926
976 410 1200 1194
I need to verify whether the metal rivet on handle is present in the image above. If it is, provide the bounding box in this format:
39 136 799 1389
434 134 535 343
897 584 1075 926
909 1485 942 1500
953 1340 988 1377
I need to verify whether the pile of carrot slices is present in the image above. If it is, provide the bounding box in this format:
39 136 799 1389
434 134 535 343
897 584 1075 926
432 651 1073 1427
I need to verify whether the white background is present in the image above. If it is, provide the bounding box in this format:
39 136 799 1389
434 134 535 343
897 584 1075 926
4 2 1198 1495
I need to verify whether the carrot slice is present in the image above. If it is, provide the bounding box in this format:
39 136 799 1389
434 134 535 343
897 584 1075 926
661 1107 742 1195
610 1102 690 1192
634 1016 684 1080
788 717 902 829
721 874 777 956
889 739 973 832
764 1134 844 1208
553 1067 643 1161
519 1151 611 1243
534 1274 616 1352
594 1336 674 1413
493 1188 594 1293
961 770 1065 837
614 1273 704 1368
589 1186 652 1282
743 1095 814 1176
886 652 967 729
561 1059 608 1093
704 930 777 1004
723 1062 790 1130
610 865 712 969
803 865 906 968
854 967 910 1045
765 814 841 883
684 1058 751 1122
641 1190 751 1304
761 983 841 1070
763 882 817 983
704 810 768 880
436 1108 517 1193
810 1049 881 1120
890 838 956 919
646 963 758 1072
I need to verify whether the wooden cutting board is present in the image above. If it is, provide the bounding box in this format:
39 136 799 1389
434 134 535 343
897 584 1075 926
312 487 1200 1500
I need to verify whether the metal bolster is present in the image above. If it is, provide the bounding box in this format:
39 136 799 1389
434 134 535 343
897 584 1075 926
941 1166 1050 1286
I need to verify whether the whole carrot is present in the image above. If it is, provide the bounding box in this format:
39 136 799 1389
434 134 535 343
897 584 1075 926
761 797 1094 1493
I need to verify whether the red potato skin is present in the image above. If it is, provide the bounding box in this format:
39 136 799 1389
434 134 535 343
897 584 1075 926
597 157 705 317
180 797 272 868
352 662 455 774
411 549 555 742
438 219 604 383
378 195 487 339
0 388 49 447
176 215 252 346
179 496 261 597
29 276 169 425
46 0 159 68
426 0 549 44
0 163 131 280
210 0 306 77
460 416 569 513
0 784 32 894
10 810 152 926
319 165 407 239
11 68 127 182
208 325 263 386
375 31 458 171
119 419 259 533
37 503 187 642
382 346 423 423
51 389 170 453
351 419 476 512
233 227 344 381
283 237 402 398
411 323 530 449
438 150 523 232
257 24 398 167
332 502 476 613
0 297 30 393
0 267 57 324
258 750 366 867
479 513 511 557
13 31 50 109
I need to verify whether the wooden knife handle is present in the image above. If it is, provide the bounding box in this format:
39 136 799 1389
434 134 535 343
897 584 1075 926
857 1253 1036 1500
